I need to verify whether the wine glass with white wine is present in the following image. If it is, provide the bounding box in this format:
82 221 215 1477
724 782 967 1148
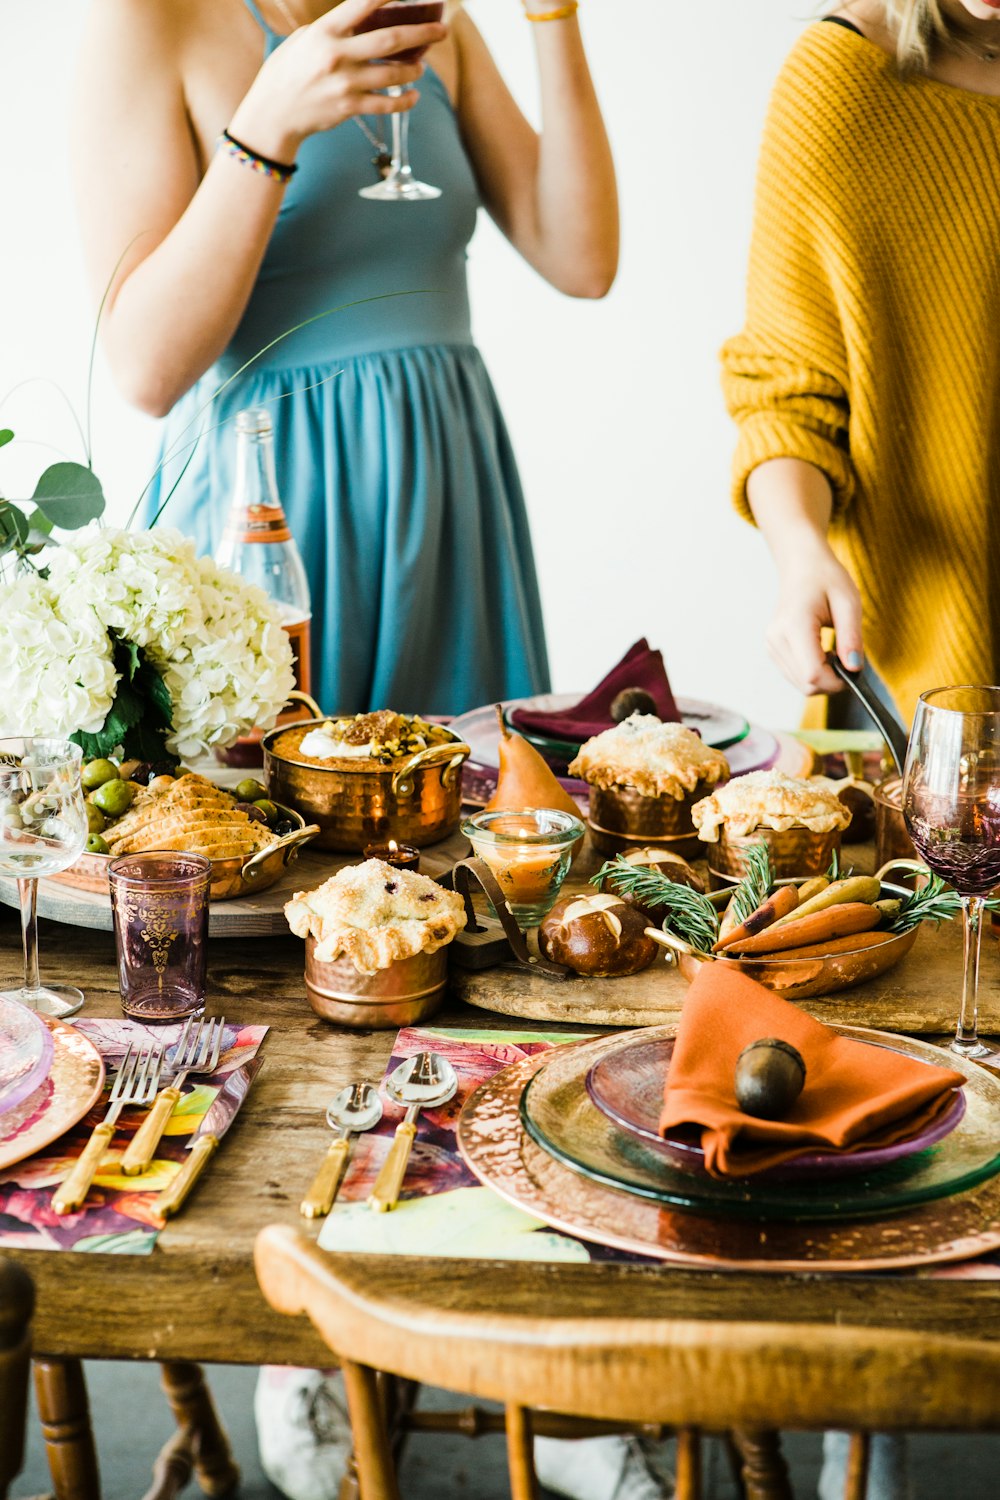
0 738 89 1018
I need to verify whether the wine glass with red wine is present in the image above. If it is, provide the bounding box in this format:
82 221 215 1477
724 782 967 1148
902 685 1000 1059
354 0 445 202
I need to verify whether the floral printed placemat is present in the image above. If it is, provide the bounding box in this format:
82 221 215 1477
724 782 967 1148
318 1026 1000 1280
0 1019 267 1254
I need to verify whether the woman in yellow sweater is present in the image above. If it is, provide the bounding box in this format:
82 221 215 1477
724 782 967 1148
722 0 1000 725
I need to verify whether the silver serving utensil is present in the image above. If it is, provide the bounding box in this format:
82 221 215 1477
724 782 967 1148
368 1051 457 1213
826 654 909 777
300 1082 383 1219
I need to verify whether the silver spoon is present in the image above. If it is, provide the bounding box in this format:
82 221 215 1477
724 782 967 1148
300 1082 383 1219
368 1051 458 1213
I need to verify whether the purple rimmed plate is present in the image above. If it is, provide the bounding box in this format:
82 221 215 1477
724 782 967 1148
0 995 55 1117
586 1035 966 1182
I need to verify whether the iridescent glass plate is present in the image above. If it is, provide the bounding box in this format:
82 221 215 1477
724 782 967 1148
520 1026 1000 1222
586 1034 966 1182
0 995 54 1116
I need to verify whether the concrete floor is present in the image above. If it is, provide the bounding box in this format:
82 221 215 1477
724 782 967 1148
11 1360 1000 1498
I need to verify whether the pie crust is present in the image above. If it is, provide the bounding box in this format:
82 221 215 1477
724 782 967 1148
285 859 467 974
691 771 853 842
568 715 730 801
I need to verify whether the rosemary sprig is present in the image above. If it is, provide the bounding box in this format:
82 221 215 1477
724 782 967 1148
887 874 1000 935
726 840 774 928
591 858 719 955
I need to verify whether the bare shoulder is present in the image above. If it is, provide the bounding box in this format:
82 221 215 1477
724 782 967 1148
828 3 894 53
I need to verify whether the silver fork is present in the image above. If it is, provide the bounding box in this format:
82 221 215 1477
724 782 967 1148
53 1043 162 1215
121 1016 226 1177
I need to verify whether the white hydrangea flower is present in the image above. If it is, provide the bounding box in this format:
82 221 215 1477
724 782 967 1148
3 527 295 756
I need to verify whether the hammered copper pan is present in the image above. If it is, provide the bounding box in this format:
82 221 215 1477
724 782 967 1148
263 716 470 852
586 784 705 861
304 937 449 1028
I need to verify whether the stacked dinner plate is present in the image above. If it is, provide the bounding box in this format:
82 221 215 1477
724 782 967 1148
455 1026 1000 1272
0 997 104 1172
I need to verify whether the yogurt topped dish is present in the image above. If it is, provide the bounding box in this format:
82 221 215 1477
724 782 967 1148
272 710 454 769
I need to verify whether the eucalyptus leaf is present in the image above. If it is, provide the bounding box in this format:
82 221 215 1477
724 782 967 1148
0 503 29 546
32 463 105 528
0 430 13 449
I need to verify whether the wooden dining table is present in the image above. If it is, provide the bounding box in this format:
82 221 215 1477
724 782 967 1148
6 876 1000 1500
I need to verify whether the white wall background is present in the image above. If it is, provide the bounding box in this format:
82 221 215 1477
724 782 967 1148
0 0 807 727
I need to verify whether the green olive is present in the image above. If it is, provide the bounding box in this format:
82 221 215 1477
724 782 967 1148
91 778 136 818
86 803 107 835
235 777 267 803
82 758 120 791
252 798 279 826
86 834 111 855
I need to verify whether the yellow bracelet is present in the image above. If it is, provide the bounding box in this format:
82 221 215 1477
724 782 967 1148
524 2 578 19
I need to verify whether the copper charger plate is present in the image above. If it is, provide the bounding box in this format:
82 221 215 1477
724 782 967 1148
0 1018 105 1172
456 1031 1000 1272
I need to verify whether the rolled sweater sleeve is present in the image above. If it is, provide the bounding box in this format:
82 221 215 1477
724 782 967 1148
721 33 855 521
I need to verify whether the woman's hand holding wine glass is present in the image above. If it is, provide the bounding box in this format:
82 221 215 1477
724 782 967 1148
228 0 447 165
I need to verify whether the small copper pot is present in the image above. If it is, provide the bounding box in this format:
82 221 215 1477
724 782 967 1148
586 785 704 861
874 776 917 871
304 937 449 1028
263 716 470 852
706 825 843 888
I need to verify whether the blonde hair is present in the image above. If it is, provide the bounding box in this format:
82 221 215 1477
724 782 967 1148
879 1 949 70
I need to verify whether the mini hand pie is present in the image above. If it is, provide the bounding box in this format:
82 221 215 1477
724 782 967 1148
692 770 853 841
569 714 729 801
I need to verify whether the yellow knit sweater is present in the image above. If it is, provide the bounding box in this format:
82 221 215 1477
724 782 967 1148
721 22 1000 724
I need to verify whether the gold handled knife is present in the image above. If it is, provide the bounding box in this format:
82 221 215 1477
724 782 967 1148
153 1057 263 1223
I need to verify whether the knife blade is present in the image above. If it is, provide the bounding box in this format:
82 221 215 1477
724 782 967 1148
153 1056 264 1223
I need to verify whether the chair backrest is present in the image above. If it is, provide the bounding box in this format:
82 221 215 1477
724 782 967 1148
0 1256 34 1500
255 1224 1000 1435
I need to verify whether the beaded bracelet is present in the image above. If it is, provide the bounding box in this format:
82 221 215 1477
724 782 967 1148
217 128 298 185
524 1 578 18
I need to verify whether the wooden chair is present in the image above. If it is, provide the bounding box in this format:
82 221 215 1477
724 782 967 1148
0 1255 34 1500
255 1223 1000 1500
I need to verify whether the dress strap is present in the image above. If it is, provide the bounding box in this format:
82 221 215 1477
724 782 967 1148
241 0 277 36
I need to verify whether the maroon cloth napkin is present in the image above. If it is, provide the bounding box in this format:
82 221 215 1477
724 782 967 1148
510 640 682 741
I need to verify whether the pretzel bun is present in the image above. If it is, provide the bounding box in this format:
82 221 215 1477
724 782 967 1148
539 892 658 977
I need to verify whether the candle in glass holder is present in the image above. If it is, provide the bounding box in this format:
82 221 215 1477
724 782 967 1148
461 808 584 927
363 838 421 872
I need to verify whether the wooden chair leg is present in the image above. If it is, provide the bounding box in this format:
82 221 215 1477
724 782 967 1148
723 1435 749 1499
674 1428 702 1500
0 1259 33 1500
844 1433 871 1500
159 1362 239 1498
33 1357 101 1500
505 1403 540 1500
730 1429 793 1500
340 1360 401 1500
140 1426 196 1500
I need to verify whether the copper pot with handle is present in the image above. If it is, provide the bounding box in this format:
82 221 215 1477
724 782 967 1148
262 692 471 852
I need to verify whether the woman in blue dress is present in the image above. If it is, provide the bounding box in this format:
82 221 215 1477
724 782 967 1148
72 0 618 716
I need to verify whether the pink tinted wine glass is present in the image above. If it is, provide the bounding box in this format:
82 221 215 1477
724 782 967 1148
354 0 445 202
902 685 1000 1060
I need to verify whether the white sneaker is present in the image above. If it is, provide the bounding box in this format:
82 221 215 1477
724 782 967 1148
255 1366 352 1500
535 1435 673 1500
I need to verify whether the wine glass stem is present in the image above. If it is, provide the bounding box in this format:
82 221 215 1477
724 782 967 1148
390 88 411 180
955 893 987 1054
18 877 42 997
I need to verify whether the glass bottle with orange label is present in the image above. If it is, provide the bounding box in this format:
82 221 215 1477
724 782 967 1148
215 407 312 764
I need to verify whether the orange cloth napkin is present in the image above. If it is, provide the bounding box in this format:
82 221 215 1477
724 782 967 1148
659 966 966 1177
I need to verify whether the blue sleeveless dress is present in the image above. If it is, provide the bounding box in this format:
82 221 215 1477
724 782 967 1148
145 0 550 715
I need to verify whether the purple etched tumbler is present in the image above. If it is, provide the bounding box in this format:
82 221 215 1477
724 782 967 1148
108 853 211 1021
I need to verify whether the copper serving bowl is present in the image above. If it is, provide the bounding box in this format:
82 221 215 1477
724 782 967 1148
647 868 920 1002
304 937 449 1028
586 784 705 861
51 801 320 903
705 825 845 889
263 712 470 853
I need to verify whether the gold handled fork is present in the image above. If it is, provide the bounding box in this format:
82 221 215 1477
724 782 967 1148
121 1016 225 1176
52 1043 162 1215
